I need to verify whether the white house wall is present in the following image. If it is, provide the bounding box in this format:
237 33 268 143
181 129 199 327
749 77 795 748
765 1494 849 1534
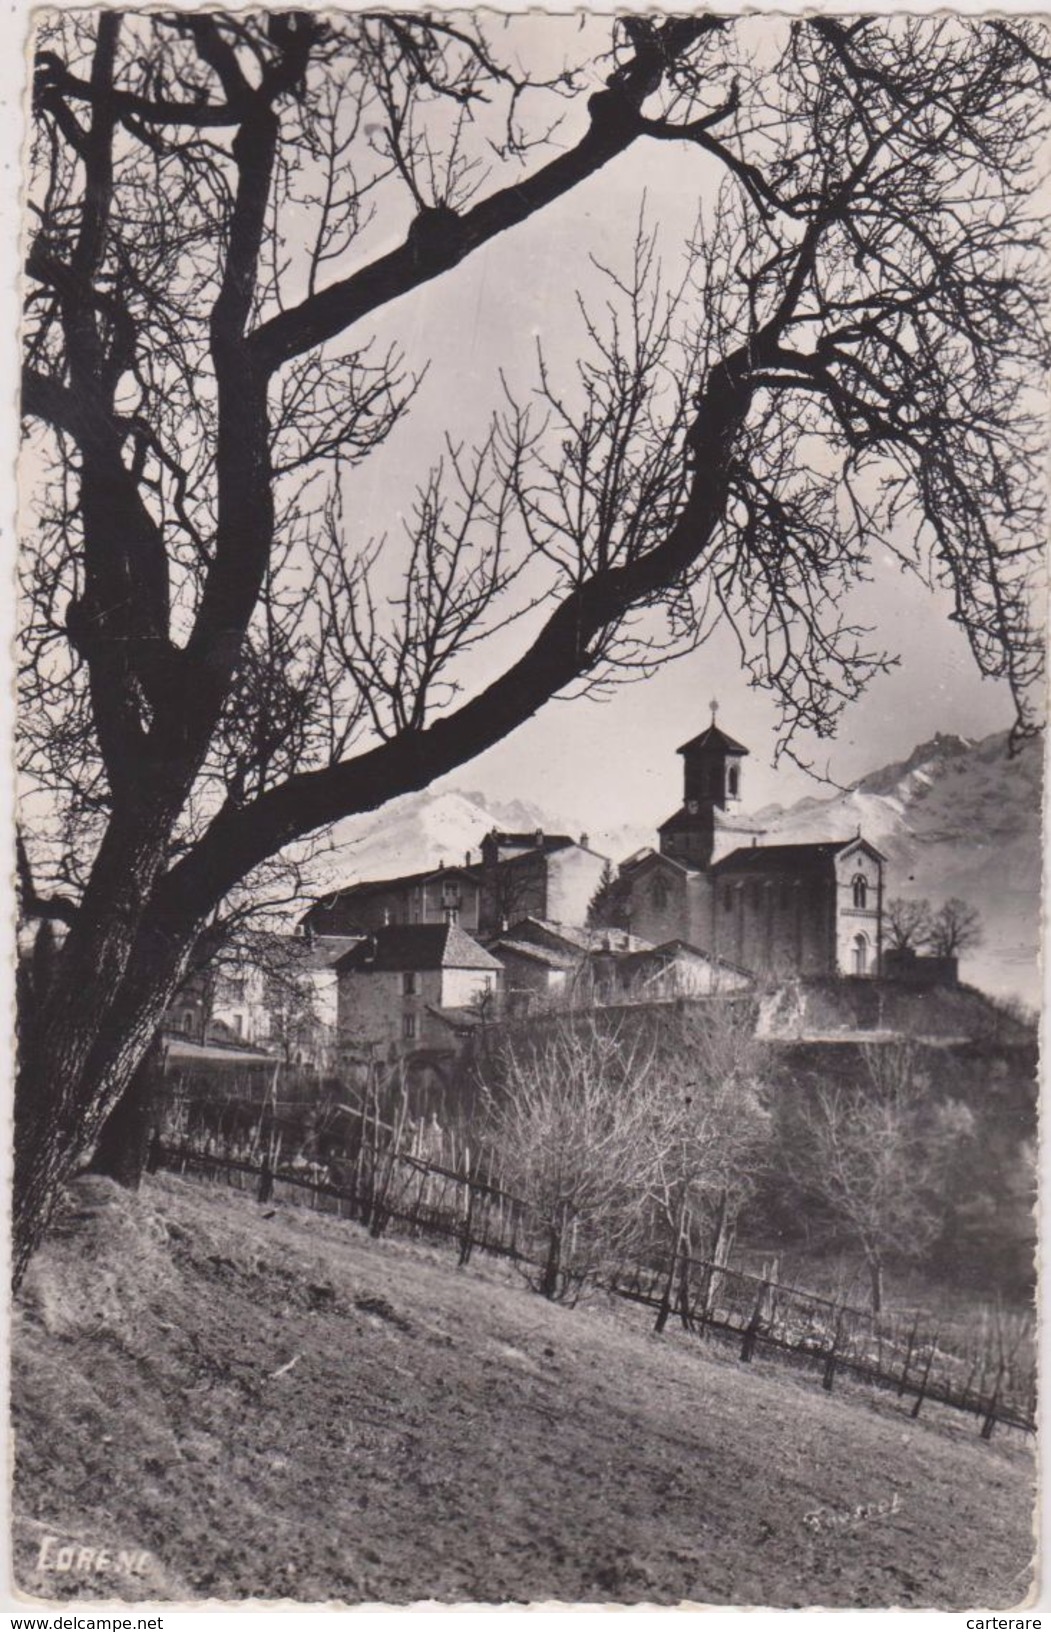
441 966 499 1008
545 848 610 927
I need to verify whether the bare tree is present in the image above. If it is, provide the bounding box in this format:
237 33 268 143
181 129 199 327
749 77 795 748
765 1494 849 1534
793 1043 973 1313
484 1017 658 1299
884 898 933 953
928 898 984 959
641 1003 770 1330
16 14 1049 1281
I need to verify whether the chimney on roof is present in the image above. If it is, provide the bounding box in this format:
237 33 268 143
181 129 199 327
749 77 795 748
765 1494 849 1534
580 833 589 849
534 827 544 847
465 850 471 866
438 858 444 871
752 836 758 847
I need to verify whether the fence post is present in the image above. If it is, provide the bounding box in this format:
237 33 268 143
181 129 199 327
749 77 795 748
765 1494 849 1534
898 1318 918 1397
823 1310 844 1393
911 1333 939 1419
458 1180 476 1268
257 1156 273 1205
146 1130 163 1175
740 1283 767 1363
980 1364 1004 1441
541 1217 563 1300
654 1247 678 1335
677 1250 694 1332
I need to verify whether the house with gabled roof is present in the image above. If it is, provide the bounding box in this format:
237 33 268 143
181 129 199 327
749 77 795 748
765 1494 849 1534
334 923 502 1061
302 862 484 937
301 829 611 942
478 829 610 933
606 939 754 1001
484 916 660 1013
485 930 585 1013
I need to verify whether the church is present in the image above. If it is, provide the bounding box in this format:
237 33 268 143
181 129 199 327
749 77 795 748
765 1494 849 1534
619 714 885 981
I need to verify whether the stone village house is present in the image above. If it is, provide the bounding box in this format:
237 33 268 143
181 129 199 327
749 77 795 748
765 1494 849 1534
301 829 609 940
333 923 503 1064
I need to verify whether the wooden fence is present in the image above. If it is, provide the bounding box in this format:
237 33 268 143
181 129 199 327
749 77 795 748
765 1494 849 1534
152 1136 1036 1440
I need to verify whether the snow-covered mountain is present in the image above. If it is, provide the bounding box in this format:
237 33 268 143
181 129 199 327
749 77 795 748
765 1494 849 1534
305 787 648 898
753 730 1043 1005
304 728 1042 1005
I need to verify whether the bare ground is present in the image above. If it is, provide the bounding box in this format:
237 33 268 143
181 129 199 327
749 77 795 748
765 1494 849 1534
11 1172 1036 1608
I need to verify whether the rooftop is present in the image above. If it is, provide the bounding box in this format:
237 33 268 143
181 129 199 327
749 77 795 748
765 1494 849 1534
496 917 653 955
308 861 482 909
485 830 577 856
677 723 750 758
713 838 884 874
488 937 583 971
617 940 754 979
162 1037 277 1068
295 934 364 970
335 923 503 974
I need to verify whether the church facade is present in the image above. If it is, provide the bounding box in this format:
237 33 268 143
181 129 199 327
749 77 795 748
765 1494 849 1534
620 719 885 981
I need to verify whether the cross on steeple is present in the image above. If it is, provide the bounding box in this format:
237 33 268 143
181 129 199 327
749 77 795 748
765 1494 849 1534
710 698 719 727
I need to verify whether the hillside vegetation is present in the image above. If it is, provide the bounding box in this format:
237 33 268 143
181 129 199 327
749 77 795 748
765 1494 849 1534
13 1174 1034 1607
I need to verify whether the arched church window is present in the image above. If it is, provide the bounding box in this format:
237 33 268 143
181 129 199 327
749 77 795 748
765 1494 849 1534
852 874 868 910
852 933 868 976
727 765 740 798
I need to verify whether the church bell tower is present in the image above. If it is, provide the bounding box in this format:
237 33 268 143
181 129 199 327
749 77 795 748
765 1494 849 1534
658 702 755 870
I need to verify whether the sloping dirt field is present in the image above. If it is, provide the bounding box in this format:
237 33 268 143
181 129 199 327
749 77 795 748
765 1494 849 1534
11 1173 1035 1607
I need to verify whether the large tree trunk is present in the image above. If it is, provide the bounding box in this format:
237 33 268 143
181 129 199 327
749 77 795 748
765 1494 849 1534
88 1035 165 1191
13 811 199 1287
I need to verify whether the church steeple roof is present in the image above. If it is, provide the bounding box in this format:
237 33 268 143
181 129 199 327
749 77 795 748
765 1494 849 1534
676 723 749 758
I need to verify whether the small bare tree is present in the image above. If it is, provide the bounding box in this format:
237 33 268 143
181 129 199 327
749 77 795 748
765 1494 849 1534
928 898 983 959
641 1002 770 1328
794 1043 973 1313
885 898 933 953
484 1017 658 1300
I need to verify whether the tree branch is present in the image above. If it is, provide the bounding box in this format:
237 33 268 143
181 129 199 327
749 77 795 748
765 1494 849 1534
248 18 724 373
150 335 760 925
16 833 79 928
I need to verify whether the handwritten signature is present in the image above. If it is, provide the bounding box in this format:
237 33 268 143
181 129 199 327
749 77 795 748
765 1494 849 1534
804 1492 902 1534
